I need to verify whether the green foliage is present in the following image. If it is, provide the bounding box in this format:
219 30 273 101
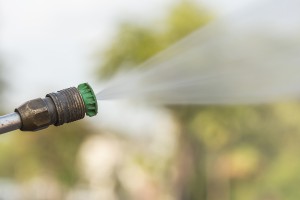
0 122 93 187
97 1 212 79
97 24 164 78
164 1 212 43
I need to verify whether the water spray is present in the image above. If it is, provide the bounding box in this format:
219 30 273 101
0 83 98 135
96 0 300 105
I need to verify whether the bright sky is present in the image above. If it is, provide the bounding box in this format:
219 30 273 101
0 0 255 134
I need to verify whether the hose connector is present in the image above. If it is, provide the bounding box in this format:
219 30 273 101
14 83 98 132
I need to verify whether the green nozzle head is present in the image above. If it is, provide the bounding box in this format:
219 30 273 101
78 83 98 117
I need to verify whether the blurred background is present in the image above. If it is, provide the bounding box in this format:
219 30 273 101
1 0 300 199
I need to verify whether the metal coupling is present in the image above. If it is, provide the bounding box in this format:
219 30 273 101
0 83 98 134
16 87 86 131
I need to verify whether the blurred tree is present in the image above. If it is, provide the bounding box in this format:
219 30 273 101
97 1 211 79
0 122 94 187
96 1 300 200
96 1 214 199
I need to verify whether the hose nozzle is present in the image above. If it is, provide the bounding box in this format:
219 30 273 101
0 83 98 134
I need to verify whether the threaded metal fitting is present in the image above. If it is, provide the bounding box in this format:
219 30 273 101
0 83 98 134
47 87 86 126
15 85 95 132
